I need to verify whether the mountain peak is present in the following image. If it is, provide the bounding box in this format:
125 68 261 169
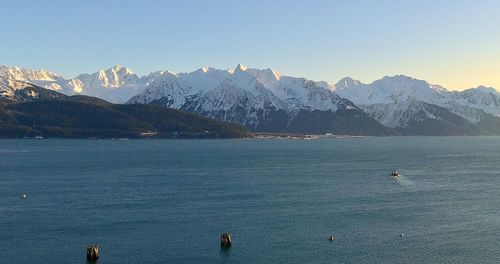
337 77 361 87
376 75 450 93
376 75 433 87
107 65 134 75
194 67 211 74
265 68 281 80
393 74 412 79
475 85 498 93
380 74 415 82
234 64 247 72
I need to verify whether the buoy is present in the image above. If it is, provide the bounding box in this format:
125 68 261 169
220 233 232 247
86 244 99 260
400 233 404 237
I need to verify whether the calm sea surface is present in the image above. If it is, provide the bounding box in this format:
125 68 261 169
1 137 500 263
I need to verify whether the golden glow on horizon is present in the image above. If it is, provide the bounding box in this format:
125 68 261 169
317 52 500 92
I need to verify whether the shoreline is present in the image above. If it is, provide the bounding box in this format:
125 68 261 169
2 134 500 140
248 132 365 140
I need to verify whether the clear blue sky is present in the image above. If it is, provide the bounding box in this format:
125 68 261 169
3 0 500 89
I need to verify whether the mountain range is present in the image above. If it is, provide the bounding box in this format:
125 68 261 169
2 64 500 136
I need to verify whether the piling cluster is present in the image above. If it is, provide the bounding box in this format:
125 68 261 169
83 230 404 261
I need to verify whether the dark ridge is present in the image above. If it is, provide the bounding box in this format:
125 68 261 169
476 113 500 135
395 102 484 136
0 87 248 139
284 109 398 136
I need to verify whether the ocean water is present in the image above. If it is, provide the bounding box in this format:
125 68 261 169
1 137 500 264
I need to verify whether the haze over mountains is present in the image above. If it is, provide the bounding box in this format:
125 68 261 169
2 64 500 136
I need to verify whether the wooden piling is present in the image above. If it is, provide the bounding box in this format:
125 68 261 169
220 233 232 247
86 244 99 260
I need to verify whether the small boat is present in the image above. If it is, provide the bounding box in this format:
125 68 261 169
390 170 400 177
21 193 27 198
328 235 335 241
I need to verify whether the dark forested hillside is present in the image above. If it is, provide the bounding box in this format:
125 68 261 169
0 88 248 139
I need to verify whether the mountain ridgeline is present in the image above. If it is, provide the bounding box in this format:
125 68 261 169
2 64 500 136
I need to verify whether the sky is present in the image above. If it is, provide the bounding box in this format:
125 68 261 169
2 0 500 90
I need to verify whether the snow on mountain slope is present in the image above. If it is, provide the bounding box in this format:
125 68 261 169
0 77 32 98
361 100 443 128
361 99 482 135
127 64 366 132
449 86 500 116
59 65 143 103
182 79 266 127
0 63 353 112
0 76 67 102
129 71 191 108
335 75 500 126
129 64 351 111
0 65 145 103
0 66 61 82
0 66 64 98
335 75 449 105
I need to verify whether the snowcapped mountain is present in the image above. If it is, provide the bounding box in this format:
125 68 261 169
361 99 481 135
0 65 144 103
127 64 385 134
130 64 355 112
0 77 66 103
335 75 500 128
335 75 449 105
0 66 62 99
59 65 143 103
1 77 28 98
0 65 62 82
449 86 500 117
